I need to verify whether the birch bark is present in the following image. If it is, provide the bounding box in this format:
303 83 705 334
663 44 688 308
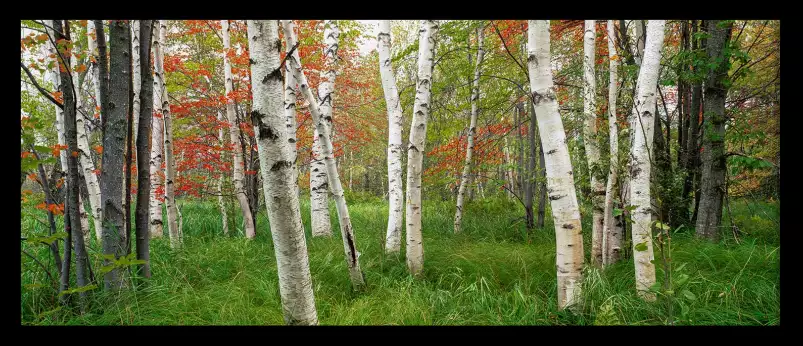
583 20 605 265
527 20 585 310
247 20 318 324
602 20 622 266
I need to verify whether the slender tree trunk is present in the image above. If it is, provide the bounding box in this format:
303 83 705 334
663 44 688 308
280 20 301 200
101 20 131 290
503 136 515 199
695 20 733 241
53 20 90 305
378 20 405 253
87 20 103 127
125 37 134 256
405 20 438 276
527 20 585 310
583 20 605 266
287 23 367 290
149 21 165 238
536 136 547 229
221 20 256 239
454 25 485 234
602 20 622 267
135 20 154 278
59 197 72 303
525 100 537 229
247 20 318 325
32 147 63 281
131 21 141 150
628 20 666 302
157 20 180 248
309 21 340 238
216 110 229 236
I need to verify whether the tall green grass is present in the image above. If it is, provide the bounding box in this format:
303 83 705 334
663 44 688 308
20 195 779 325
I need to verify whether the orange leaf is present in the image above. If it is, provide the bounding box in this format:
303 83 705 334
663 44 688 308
93 145 103 154
28 173 39 182
75 64 87 73
71 151 79 158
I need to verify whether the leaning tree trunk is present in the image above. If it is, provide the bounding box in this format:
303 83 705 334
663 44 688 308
135 20 154 278
53 19 90 304
280 20 301 200
286 23 367 290
100 20 131 290
454 24 485 234
247 20 318 325
221 19 256 239
309 21 341 238
527 20 585 310
405 20 438 276
602 20 622 267
695 20 734 241
158 20 181 248
377 20 405 253
149 21 165 239
583 20 606 266
628 20 666 302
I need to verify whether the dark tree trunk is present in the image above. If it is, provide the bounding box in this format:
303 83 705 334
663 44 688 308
125 26 135 257
516 103 525 198
677 21 690 167
100 20 131 290
55 19 90 305
525 100 536 230
135 20 154 278
536 130 547 229
695 20 733 241
653 105 671 224
59 197 72 304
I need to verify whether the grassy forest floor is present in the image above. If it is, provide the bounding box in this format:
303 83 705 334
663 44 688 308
21 195 780 325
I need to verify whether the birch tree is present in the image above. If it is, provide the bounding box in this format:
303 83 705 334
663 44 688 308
583 20 605 265
221 19 256 239
405 20 438 276
602 20 622 266
285 22 366 290
149 21 165 238
101 20 131 290
135 20 154 277
628 20 666 301
247 20 318 325
377 20 404 253
281 20 301 198
527 20 585 310
87 20 102 126
454 24 485 234
309 21 341 238
216 110 229 235
159 20 181 248
131 21 141 146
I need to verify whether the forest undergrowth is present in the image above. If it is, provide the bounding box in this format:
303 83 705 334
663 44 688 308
20 196 780 325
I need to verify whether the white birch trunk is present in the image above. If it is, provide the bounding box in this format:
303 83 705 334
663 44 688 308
503 135 515 199
405 20 438 276
602 20 622 267
377 20 405 254
285 23 366 290
527 20 585 310
247 20 318 325
216 110 229 235
628 20 666 302
309 21 340 238
86 20 102 126
155 20 180 248
131 21 141 147
71 50 103 243
280 20 301 200
583 20 605 266
149 22 165 238
221 20 256 239
454 25 485 234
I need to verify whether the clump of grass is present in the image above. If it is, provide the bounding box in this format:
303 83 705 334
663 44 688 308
21 196 780 325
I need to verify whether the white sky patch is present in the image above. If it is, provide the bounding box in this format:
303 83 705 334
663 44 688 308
357 20 378 56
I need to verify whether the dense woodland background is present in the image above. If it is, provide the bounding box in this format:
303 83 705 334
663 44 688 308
20 19 779 325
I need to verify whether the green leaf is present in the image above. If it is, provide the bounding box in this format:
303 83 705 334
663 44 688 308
634 242 648 252
58 284 98 296
649 282 662 293
612 208 623 217
682 290 696 301
664 290 675 296
675 273 690 287
674 263 688 273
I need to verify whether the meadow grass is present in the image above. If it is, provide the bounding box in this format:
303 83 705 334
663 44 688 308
20 195 780 325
